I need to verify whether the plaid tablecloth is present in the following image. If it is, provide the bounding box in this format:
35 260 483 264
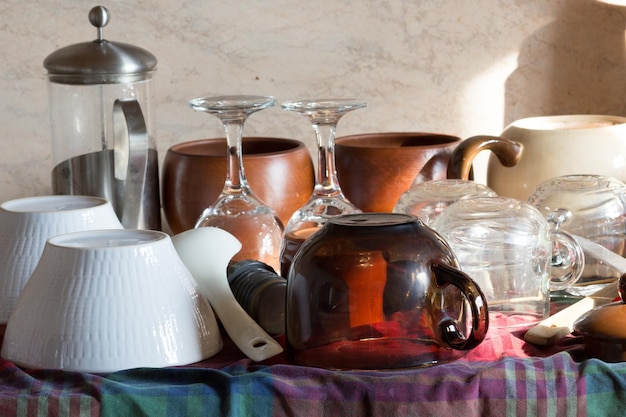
2 315 626 417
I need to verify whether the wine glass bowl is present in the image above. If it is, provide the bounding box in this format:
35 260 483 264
279 99 367 277
189 95 284 272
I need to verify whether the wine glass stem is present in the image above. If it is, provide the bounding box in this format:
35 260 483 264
223 121 247 193
313 123 342 197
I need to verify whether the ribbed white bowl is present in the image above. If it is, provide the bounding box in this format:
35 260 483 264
0 195 123 323
1 229 222 373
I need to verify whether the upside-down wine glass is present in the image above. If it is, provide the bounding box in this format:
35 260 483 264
189 95 284 272
279 99 367 277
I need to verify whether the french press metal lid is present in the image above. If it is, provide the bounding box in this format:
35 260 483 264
44 6 157 84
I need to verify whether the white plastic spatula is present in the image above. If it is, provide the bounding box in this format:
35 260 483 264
172 227 283 362
523 280 617 346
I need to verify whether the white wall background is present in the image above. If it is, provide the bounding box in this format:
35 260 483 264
1 0 625 202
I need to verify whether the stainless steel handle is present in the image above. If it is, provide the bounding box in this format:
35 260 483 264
113 98 149 229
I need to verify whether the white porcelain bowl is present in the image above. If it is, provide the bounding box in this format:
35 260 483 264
0 195 123 323
0 229 222 373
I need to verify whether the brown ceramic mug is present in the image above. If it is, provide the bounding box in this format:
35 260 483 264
334 133 522 213
162 137 315 234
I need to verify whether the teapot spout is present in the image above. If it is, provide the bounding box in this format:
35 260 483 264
447 135 523 180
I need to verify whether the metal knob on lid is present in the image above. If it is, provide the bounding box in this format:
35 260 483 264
43 6 157 84
88 5 110 40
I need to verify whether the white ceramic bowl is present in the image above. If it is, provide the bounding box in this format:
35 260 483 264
0 229 222 373
0 195 123 323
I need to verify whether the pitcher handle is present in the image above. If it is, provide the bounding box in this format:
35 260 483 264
447 135 523 180
113 99 149 229
431 262 489 351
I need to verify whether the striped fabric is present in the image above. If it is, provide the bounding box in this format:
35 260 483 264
1 313 626 416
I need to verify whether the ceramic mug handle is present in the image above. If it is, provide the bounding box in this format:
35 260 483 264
431 262 489 351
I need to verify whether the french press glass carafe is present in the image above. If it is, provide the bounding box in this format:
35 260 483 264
45 6 161 230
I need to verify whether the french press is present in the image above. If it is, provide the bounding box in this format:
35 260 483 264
45 6 161 230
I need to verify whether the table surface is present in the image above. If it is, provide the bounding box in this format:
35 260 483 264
2 305 626 417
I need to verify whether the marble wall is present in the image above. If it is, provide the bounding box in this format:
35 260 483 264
1 0 625 202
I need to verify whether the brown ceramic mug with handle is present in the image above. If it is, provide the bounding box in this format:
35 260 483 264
162 137 315 234
334 133 522 213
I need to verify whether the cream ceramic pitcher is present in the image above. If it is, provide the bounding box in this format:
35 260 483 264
452 115 626 201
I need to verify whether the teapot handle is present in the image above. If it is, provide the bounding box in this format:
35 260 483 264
431 262 489 350
447 135 523 180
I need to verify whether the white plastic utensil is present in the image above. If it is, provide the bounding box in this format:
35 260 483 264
524 234 625 346
523 280 617 346
172 227 283 362
572 234 626 274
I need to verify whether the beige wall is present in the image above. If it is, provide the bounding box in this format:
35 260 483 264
1 0 625 201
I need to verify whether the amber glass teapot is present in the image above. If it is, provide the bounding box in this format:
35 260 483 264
286 213 489 370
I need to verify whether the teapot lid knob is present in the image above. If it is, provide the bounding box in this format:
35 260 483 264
88 6 110 42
